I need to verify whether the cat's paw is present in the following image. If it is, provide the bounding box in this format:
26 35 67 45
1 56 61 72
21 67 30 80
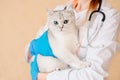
37 54 68 72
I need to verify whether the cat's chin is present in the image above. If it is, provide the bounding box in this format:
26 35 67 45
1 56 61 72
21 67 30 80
58 29 63 32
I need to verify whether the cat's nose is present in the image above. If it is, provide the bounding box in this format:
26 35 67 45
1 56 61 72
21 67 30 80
59 25 63 28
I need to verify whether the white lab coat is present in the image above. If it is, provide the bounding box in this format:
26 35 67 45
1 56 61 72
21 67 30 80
25 0 120 80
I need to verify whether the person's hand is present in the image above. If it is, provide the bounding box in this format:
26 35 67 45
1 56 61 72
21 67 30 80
38 73 48 80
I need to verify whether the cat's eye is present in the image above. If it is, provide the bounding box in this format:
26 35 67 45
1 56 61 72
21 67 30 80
54 21 58 25
64 20 69 24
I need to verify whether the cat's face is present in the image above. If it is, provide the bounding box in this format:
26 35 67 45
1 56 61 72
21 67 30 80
47 10 76 32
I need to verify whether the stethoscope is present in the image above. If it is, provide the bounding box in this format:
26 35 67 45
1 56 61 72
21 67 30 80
79 0 106 49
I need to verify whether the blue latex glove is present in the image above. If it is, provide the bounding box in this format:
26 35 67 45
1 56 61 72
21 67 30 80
30 56 39 80
29 31 56 80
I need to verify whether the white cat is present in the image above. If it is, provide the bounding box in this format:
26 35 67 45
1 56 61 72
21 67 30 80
37 8 89 72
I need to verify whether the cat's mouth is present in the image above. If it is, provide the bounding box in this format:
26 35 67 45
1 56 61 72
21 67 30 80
59 25 64 31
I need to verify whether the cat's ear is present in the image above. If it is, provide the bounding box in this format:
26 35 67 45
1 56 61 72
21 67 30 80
63 6 67 10
47 9 54 16
66 10 75 17
64 4 74 11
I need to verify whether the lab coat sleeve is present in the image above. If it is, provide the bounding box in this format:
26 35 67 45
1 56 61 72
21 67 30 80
46 9 120 80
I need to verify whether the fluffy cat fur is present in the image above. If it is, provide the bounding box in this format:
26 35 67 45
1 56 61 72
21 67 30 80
37 8 89 72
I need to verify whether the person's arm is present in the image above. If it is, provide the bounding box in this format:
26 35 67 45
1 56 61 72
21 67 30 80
45 43 120 80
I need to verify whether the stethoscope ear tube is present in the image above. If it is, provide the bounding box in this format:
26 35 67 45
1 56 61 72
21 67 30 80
89 10 106 22
89 0 106 22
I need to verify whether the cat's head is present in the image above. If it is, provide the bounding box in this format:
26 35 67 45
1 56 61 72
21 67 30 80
47 9 76 32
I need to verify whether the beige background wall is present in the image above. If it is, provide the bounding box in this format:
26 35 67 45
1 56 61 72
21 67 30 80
0 0 120 80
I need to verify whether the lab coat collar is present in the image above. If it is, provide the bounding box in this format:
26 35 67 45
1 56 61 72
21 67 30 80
101 0 112 10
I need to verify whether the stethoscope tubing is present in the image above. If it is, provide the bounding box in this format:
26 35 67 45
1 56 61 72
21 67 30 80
80 0 106 48
89 0 106 22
